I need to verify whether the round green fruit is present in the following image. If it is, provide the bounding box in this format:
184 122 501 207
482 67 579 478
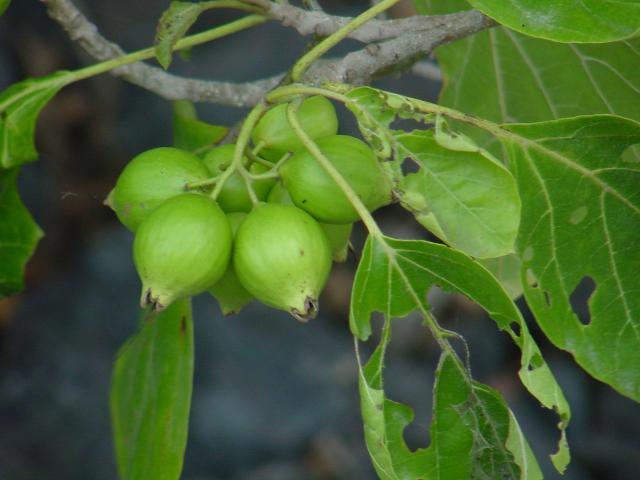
106 147 210 231
209 212 254 315
251 96 338 155
280 135 392 224
203 144 275 212
268 182 352 262
233 203 332 321
134 193 232 311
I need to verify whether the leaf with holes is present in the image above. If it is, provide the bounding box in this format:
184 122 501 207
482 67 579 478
397 128 520 258
0 71 70 168
467 0 640 43
0 168 43 298
172 100 227 154
501 114 640 401
352 235 570 473
110 299 194 480
360 345 543 479
155 1 206 69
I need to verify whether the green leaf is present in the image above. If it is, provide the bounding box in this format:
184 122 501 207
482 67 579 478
467 0 640 43
0 168 43 298
346 87 521 258
425 1 640 154
0 72 70 168
500 114 640 402
352 235 570 472
397 127 520 258
0 0 10 16
172 100 227 153
110 300 194 480
155 2 206 69
360 347 540 479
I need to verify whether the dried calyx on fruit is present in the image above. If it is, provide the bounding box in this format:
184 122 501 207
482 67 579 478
106 147 210 231
134 193 232 311
233 203 332 321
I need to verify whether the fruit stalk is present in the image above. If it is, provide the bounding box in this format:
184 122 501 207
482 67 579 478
286 102 383 238
290 0 401 81
210 102 266 200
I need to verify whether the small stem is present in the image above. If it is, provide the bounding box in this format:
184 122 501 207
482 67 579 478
185 176 221 190
64 15 267 85
291 0 400 81
237 168 261 205
286 102 384 237
211 101 266 200
200 0 264 13
245 147 273 168
267 84 351 105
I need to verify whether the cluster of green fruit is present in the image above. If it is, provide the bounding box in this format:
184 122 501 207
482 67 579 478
106 96 393 320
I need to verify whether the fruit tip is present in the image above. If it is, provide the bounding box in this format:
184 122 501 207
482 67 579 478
290 296 318 323
140 287 167 312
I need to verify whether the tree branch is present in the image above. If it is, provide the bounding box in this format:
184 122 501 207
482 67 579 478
305 10 493 85
40 0 281 107
40 0 495 105
252 0 486 43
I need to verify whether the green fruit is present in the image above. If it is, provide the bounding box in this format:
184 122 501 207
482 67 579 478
203 144 275 212
251 96 338 155
106 147 210 231
268 182 352 262
209 212 254 315
280 135 392 224
233 203 332 321
321 222 352 263
134 193 232 311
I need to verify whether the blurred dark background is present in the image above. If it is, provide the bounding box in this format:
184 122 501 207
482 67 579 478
1 1 639 479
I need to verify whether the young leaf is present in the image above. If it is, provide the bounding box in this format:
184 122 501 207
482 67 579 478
0 71 71 168
172 100 227 153
501 114 640 402
0 168 43 298
467 0 640 43
352 235 570 472
110 300 194 480
155 2 206 69
397 129 520 258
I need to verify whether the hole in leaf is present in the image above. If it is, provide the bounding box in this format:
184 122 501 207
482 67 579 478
527 353 544 371
543 291 552 307
570 276 596 325
509 322 521 337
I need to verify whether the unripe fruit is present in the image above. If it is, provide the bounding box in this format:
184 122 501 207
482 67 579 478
209 212 254 315
134 193 232 311
251 96 338 155
268 182 352 262
203 144 275 212
233 203 332 321
280 135 392 224
106 147 210 231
